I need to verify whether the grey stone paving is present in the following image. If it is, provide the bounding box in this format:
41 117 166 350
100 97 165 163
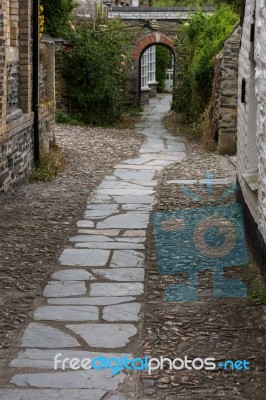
103 303 141 321
66 324 138 348
20 323 81 349
90 282 144 297
0 389 108 400
11 369 125 389
51 269 95 281
59 249 110 266
11 350 132 369
43 281 86 297
92 268 144 282
34 306 99 321
2 95 186 399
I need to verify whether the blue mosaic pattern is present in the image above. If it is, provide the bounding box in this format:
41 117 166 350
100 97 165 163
153 203 248 302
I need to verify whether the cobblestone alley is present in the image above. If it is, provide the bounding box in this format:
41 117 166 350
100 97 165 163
0 95 265 400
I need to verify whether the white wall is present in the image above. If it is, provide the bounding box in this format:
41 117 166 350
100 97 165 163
237 0 259 223
255 0 266 242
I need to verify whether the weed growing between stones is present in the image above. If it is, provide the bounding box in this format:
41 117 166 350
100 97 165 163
249 276 266 305
28 140 66 182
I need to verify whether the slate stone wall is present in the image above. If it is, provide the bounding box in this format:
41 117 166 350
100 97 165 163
204 26 240 155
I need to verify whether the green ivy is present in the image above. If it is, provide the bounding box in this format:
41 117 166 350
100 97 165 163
63 20 132 125
172 4 238 125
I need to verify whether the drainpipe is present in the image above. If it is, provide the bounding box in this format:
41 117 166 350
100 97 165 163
32 0 40 166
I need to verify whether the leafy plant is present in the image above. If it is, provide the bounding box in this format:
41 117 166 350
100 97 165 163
172 4 238 128
156 46 172 93
55 110 85 125
62 20 132 125
41 0 78 37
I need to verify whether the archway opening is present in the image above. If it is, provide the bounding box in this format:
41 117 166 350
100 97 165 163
131 32 176 106
139 44 175 104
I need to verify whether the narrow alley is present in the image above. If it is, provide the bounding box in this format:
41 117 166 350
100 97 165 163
0 95 265 399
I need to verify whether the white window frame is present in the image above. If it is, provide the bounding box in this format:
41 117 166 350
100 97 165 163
141 49 149 89
148 46 156 84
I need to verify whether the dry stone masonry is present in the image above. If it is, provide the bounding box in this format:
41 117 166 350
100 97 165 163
204 25 241 154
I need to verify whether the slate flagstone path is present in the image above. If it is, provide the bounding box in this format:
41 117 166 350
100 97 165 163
0 95 186 399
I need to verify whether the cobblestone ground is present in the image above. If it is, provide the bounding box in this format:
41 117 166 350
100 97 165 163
0 125 143 366
0 95 265 400
139 119 266 399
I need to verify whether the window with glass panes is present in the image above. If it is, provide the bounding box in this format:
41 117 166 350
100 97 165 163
141 49 148 89
148 46 156 83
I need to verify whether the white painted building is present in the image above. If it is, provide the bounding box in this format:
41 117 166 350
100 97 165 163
237 0 266 271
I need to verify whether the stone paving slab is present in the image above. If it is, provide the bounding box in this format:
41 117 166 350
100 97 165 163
92 268 144 282
96 188 155 196
86 204 119 211
51 270 95 281
113 195 155 204
110 250 144 268
114 168 156 180
59 249 110 266
11 349 132 369
90 282 144 296
66 324 137 348
10 369 125 389
103 303 141 321
97 213 149 229
0 389 108 400
122 204 153 211
70 235 115 242
76 220 94 228
84 210 119 219
48 296 136 306
123 230 146 236
114 164 157 170
77 229 120 236
20 323 81 349
75 242 144 250
43 281 86 297
34 306 99 322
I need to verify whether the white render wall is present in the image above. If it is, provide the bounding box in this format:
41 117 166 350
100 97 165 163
237 0 266 242
237 0 259 223
255 1 266 242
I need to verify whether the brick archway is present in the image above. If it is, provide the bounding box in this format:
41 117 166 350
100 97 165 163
132 32 176 61
130 32 176 105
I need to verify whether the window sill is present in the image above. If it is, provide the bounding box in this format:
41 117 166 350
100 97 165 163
242 173 259 192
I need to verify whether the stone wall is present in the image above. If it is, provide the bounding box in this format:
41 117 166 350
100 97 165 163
204 25 240 155
0 1 56 201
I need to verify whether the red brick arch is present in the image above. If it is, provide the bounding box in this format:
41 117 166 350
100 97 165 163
132 32 176 60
